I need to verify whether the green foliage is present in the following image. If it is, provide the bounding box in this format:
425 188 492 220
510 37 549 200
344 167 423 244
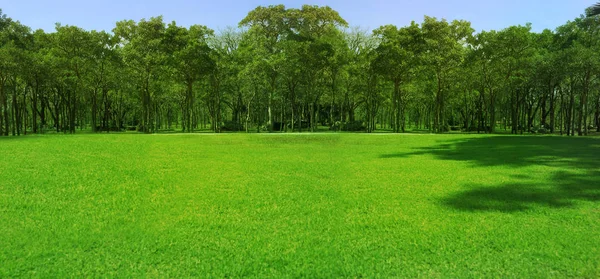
1 5 600 136
221 120 244 131
341 120 366 131
586 2 600 17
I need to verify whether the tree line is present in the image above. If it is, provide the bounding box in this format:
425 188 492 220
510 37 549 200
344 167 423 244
1 5 599 135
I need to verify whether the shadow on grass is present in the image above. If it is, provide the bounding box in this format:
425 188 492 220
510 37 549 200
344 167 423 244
445 170 600 212
381 136 600 212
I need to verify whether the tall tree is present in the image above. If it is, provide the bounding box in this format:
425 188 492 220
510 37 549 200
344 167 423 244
113 17 167 133
165 22 214 132
239 5 287 132
587 2 600 17
421 16 474 133
372 22 422 132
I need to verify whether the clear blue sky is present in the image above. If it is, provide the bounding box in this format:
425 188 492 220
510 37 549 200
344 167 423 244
0 0 596 33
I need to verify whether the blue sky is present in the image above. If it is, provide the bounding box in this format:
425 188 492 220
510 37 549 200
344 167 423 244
0 0 596 33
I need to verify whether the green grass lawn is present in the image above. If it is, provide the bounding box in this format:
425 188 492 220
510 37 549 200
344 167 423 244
1 133 599 277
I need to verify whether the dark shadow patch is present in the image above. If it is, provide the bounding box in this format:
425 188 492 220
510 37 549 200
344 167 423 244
442 171 600 212
381 136 600 212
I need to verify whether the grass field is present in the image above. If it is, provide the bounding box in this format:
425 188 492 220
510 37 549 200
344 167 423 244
1 133 599 277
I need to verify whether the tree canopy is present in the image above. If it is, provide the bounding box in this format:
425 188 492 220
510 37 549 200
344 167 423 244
0 6 599 135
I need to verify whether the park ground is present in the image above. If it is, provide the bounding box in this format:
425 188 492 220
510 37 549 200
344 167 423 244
0 133 599 277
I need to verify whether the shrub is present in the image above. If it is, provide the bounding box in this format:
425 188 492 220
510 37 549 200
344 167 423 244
329 121 342 131
221 121 244 132
531 125 548 134
272 122 284 131
341 121 366 132
287 121 310 130
463 126 491 133
99 126 122 132
538 127 547 134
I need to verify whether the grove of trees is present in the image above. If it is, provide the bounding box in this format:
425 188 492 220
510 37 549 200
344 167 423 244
1 5 600 135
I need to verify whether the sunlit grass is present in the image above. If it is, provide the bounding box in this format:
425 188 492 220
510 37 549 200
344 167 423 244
1 133 599 277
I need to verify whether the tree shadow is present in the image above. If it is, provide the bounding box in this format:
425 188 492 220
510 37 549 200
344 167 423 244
443 170 600 212
381 136 600 212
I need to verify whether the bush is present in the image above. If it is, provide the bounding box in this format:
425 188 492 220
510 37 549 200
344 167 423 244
221 121 244 132
272 122 284 131
531 125 548 134
329 121 366 131
287 120 310 130
463 126 491 133
341 121 366 132
95 126 122 132
329 121 342 131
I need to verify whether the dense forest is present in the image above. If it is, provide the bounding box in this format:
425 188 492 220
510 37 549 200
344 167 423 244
1 5 600 135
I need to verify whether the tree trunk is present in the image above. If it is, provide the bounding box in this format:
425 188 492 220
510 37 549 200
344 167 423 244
187 80 193 133
12 83 18 136
595 94 600 132
549 86 556 133
32 83 39 134
486 88 493 133
511 88 519 134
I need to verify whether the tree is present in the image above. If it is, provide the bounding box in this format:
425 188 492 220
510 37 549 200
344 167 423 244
587 2 600 17
239 5 287 132
113 17 168 133
165 22 214 132
0 17 32 136
421 16 474 133
289 5 348 131
1 5 599 137
240 5 347 132
372 22 422 132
